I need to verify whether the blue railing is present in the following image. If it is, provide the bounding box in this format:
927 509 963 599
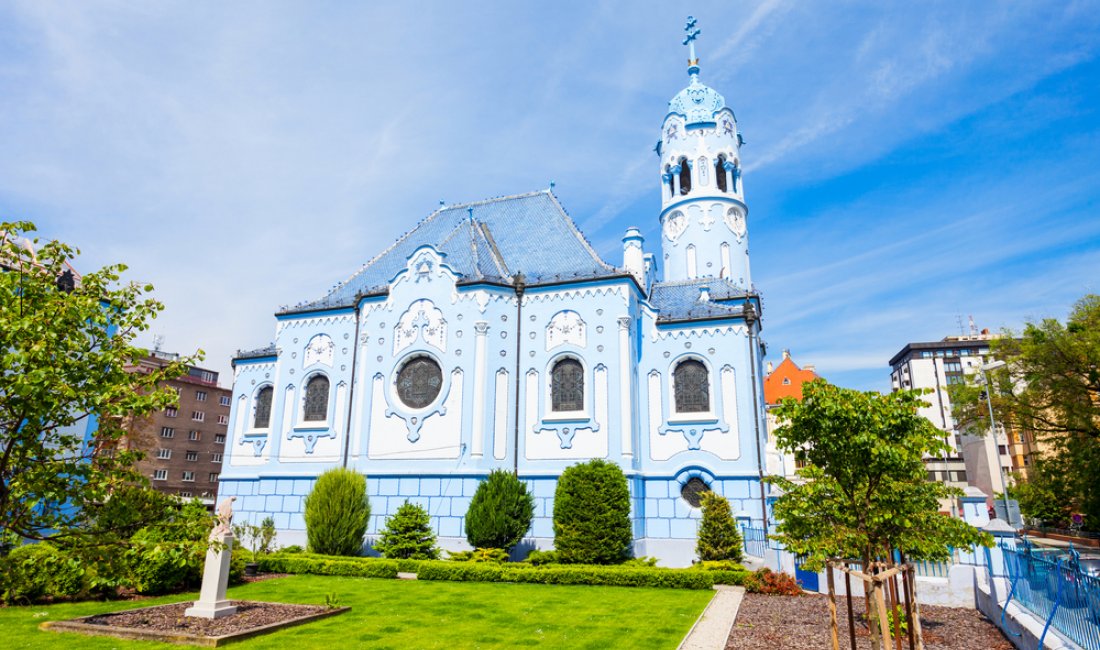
999 542 1100 649
741 525 767 558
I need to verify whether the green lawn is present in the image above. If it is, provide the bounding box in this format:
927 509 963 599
2 575 714 649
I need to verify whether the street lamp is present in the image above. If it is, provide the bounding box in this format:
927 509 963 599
979 359 1012 525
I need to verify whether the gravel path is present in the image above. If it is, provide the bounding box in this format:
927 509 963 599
726 593 1013 650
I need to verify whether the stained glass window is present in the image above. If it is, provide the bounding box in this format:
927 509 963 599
681 477 710 508
715 155 728 192
551 358 584 412
253 386 273 429
397 357 443 409
679 157 692 195
674 359 710 413
303 375 329 421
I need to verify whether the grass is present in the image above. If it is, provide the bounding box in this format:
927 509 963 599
2 574 715 649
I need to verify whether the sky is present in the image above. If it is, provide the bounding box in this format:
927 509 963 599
1 1 1098 391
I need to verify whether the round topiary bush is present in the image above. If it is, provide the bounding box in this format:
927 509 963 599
696 490 743 563
465 469 535 551
552 459 633 564
304 468 371 556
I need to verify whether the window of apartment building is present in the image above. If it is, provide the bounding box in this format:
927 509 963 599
179 491 192 498
219 395 231 407
161 427 174 438
153 469 167 481
217 414 229 425
214 434 226 444
212 453 222 463
156 448 172 460
185 451 198 461
951 470 968 482
165 407 178 418
173 386 182 396
208 473 219 483
182 471 195 482
200 370 216 383
944 361 962 372
188 430 200 441
196 390 207 402
192 411 205 422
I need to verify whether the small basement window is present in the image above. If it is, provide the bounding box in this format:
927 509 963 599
681 477 710 508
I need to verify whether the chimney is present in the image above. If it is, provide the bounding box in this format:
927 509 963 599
805 364 816 373
782 349 790 360
766 361 774 374
622 227 645 286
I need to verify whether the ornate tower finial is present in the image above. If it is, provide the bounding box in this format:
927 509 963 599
683 16 701 78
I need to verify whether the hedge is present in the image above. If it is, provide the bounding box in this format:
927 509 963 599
259 552 747 590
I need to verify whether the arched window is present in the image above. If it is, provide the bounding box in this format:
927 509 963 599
678 157 692 195
551 358 584 412
253 386 273 429
674 359 710 413
715 155 728 192
303 375 330 421
681 477 710 508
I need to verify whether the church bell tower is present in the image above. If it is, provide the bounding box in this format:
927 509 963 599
657 17 750 287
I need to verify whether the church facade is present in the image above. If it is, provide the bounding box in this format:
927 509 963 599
218 22 768 566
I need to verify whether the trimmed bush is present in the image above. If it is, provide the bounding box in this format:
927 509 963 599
259 551 748 590
696 491 743 562
447 548 509 563
304 468 371 556
465 469 535 550
524 549 559 565
372 500 439 560
553 459 633 564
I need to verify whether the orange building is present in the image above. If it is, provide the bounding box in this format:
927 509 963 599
764 350 821 405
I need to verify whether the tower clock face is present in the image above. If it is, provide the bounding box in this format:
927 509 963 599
724 207 746 239
663 211 688 241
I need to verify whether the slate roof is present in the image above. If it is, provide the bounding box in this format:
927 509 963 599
234 344 276 362
290 191 617 313
650 278 751 322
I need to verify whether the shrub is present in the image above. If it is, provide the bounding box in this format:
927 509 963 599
259 552 749 590
125 499 212 595
694 560 745 571
553 459 633 564
742 568 803 595
304 468 371 556
447 547 509 563
372 500 439 560
282 544 304 554
696 491 743 562
88 484 177 539
524 549 559 565
0 543 87 604
465 469 535 550
622 556 659 567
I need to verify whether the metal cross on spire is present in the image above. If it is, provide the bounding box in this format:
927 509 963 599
683 16 701 77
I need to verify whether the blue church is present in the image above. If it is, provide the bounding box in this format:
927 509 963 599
218 20 768 566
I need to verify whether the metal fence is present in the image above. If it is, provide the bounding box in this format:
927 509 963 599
997 541 1100 649
741 525 767 558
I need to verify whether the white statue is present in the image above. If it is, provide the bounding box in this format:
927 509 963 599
209 496 237 541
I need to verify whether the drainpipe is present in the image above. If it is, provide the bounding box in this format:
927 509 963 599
341 302 362 468
744 300 769 532
512 273 526 475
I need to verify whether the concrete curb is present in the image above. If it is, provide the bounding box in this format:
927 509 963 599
678 585 745 650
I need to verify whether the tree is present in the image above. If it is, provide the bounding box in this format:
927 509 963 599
769 380 990 570
0 221 189 544
303 468 370 556
950 295 1100 528
465 469 535 551
372 500 439 560
553 459 633 564
696 491 743 563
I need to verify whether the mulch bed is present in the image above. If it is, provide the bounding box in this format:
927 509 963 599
726 593 1013 650
82 601 328 637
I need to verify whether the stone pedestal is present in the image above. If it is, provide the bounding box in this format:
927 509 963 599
184 533 238 619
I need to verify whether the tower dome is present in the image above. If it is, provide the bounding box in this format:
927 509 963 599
668 79 725 126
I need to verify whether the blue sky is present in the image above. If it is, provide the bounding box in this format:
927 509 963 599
1 1 1098 390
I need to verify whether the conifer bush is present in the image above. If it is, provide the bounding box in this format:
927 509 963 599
465 469 535 551
372 500 439 560
696 491 743 563
304 468 371 556
553 459 633 564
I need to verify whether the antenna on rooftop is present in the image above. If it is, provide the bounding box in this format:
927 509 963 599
968 315 979 337
955 314 965 337
152 334 164 352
